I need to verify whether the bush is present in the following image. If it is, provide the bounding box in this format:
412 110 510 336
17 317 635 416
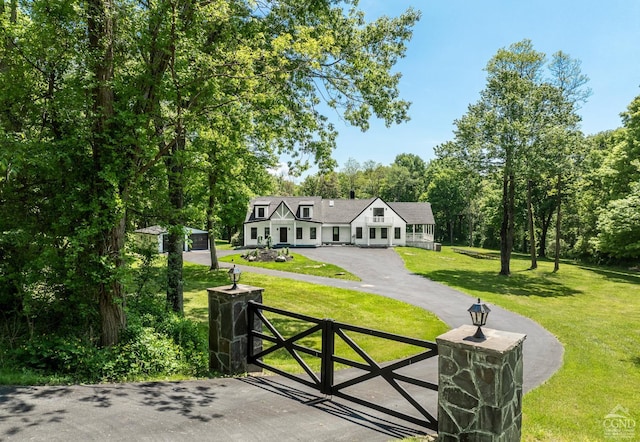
7 292 209 384
230 231 243 247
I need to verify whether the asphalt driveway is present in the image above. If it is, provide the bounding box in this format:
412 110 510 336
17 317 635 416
0 246 563 441
194 246 563 392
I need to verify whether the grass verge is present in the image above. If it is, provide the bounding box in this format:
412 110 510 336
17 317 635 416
183 262 448 373
218 252 360 281
397 246 640 441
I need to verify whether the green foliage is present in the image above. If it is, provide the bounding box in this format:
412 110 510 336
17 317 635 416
594 184 640 258
2 283 208 384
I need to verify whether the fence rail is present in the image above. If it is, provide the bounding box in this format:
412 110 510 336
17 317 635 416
247 301 439 430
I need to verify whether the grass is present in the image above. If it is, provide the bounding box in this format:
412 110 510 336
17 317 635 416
183 262 448 374
212 240 235 251
397 246 640 442
218 251 360 281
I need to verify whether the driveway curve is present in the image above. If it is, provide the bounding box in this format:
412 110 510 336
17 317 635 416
193 246 563 393
0 247 563 442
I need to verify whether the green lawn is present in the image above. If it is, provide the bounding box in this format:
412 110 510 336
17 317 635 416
397 246 640 442
183 262 448 373
218 252 360 281
212 240 235 251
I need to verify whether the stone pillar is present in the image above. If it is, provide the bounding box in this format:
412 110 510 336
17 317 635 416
436 325 526 442
208 284 263 375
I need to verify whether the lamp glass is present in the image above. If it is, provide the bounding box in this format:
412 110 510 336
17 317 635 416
467 298 490 339
228 265 241 289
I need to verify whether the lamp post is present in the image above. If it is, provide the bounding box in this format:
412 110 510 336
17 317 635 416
467 298 491 339
228 265 241 290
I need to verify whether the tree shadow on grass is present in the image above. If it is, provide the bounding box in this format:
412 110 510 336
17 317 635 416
577 266 640 285
626 355 640 368
416 269 582 298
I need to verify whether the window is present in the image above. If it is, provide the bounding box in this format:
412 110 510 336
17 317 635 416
296 227 303 239
333 227 340 241
264 227 270 238
381 228 388 239
369 228 376 239
250 227 257 240
257 207 265 218
373 207 384 217
310 227 316 239
302 207 310 218
356 227 362 239
395 227 401 239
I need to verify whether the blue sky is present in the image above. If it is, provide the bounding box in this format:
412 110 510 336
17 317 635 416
305 0 640 173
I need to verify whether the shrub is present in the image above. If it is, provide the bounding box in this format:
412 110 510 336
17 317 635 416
230 231 243 247
9 292 209 384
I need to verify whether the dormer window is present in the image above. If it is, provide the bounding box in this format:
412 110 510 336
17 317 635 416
299 201 314 219
254 201 270 219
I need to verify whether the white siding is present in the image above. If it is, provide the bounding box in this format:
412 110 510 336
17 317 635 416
351 198 407 246
321 225 350 244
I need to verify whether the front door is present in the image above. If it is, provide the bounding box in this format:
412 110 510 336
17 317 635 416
280 227 288 243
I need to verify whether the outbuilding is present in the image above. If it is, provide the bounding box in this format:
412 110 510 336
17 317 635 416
133 225 209 253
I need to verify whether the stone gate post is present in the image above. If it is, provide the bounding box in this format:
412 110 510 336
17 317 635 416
207 284 263 375
436 325 526 441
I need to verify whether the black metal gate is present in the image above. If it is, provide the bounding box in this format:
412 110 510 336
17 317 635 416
247 301 438 431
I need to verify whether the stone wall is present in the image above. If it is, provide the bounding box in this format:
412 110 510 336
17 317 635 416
437 325 526 441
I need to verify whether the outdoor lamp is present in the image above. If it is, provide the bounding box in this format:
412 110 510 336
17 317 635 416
228 265 241 290
468 298 491 339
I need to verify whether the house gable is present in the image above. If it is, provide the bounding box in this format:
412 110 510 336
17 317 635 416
351 197 407 224
270 201 295 221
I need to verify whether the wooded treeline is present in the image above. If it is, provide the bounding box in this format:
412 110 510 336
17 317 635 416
0 0 419 356
279 42 640 274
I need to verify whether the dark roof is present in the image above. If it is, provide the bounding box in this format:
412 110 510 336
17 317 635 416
244 196 323 223
388 202 435 225
246 197 434 225
320 198 375 224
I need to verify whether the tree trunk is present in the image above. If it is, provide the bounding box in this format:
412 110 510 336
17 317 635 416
468 211 474 247
99 216 127 347
207 171 219 270
527 179 537 269
88 0 124 346
539 210 553 258
449 218 454 245
499 173 514 276
165 127 185 313
554 175 562 272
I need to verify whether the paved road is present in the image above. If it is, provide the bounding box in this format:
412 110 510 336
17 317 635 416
0 247 563 441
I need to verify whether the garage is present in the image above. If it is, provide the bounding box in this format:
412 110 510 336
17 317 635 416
135 225 209 253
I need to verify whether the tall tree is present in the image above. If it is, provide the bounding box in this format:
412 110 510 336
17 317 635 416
0 0 421 342
449 40 581 275
546 51 590 271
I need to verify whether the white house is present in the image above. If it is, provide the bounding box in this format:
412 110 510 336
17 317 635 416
243 196 435 248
